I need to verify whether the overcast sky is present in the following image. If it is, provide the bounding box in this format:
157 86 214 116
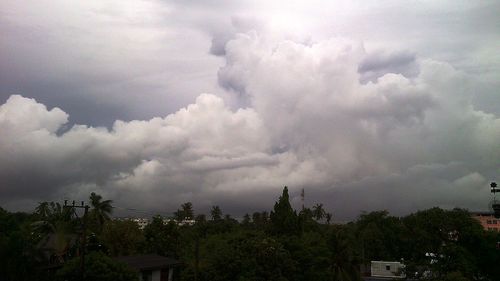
1 0 499 220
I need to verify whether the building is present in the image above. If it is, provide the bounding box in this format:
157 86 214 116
471 212 500 232
133 218 150 229
370 261 405 279
115 254 179 281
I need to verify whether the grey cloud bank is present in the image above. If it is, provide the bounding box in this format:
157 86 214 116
0 0 499 219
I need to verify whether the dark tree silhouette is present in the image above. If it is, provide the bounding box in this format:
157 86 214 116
210 205 222 221
312 203 326 221
269 186 299 235
89 192 113 233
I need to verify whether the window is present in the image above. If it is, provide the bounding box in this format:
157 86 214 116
487 220 492 224
386 265 391 271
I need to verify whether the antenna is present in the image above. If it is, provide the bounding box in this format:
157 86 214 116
301 188 305 210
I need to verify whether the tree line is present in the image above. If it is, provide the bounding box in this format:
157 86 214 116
1 187 500 281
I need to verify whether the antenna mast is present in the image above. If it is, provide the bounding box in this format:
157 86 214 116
301 188 305 210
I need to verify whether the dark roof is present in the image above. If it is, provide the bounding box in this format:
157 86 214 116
115 254 180 271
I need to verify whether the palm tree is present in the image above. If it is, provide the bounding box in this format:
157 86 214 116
89 192 113 233
32 202 77 264
35 202 52 220
312 203 326 221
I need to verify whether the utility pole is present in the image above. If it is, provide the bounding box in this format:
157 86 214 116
64 200 90 281
491 182 500 218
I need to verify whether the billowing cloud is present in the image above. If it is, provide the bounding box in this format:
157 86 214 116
1 29 499 219
1 1 499 219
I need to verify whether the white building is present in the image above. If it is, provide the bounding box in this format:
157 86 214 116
371 261 405 279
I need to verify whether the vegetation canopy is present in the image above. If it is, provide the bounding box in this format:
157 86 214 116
0 187 499 281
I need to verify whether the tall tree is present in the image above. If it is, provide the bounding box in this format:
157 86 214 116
182 202 194 220
210 206 222 221
175 202 194 222
270 186 299 235
89 192 113 233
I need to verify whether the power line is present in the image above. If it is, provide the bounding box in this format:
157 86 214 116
112 205 175 217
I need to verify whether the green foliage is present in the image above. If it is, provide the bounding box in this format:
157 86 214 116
181 230 296 281
143 215 179 257
354 210 404 262
89 192 113 234
101 219 144 256
242 213 251 226
2 189 500 281
252 211 269 229
56 252 139 281
327 229 361 281
269 186 299 235
32 202 80 264
325 212 332 224
175 202 194 222
312 203 326 221
0 208 45 281
400 208 498 280
210 205 222 221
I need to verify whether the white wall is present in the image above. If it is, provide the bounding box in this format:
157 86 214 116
152 269 161 281
371 261 405 278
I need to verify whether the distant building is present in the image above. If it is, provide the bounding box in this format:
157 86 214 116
177 219 195 226
115 254 179 281
133 218 150 229
370 261 405 279
471 212 500 232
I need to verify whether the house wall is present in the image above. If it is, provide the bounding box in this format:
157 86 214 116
161 268 173 281
371 261 404 278
152 269 161 281
471 213 500 232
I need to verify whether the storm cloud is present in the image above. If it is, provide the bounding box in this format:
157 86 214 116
1 0 499 219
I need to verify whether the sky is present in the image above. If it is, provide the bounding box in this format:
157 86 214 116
0 0 499 220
